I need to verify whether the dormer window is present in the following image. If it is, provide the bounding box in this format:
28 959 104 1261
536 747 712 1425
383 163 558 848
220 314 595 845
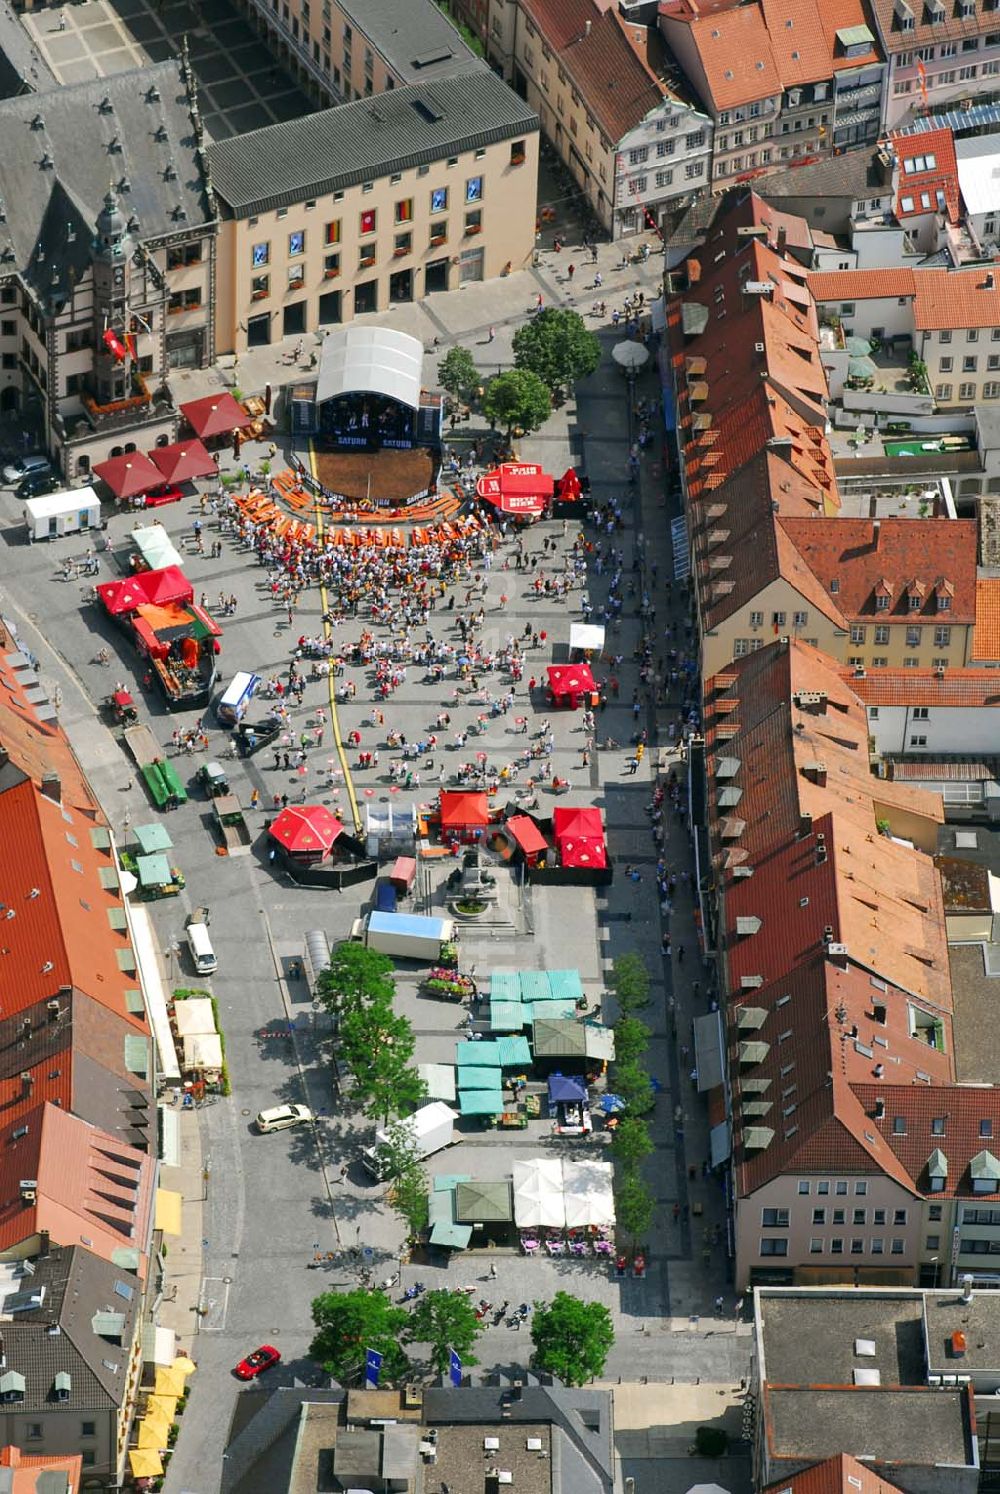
875 594 889 610
908 593 921 611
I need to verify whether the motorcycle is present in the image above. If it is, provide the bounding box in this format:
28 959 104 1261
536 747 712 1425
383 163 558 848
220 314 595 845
399 1282 426 1303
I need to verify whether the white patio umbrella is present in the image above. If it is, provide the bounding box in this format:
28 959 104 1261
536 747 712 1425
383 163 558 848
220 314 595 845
562 1159 615 1228
685 1484 731 1494
512 1158 565 1229
612 340 650 372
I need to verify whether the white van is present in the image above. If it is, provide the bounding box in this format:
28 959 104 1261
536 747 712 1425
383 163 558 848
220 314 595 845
186 920 217 975
216 671 262 726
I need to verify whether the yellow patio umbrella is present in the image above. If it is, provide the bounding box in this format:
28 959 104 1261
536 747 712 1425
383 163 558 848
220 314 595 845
155 1364 187 1397
136 1416 170 1449
171 1354 197 1377
129 1448 163 1478
144 1393 178 1421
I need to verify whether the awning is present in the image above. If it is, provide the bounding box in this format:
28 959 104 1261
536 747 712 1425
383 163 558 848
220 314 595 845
129 904 181 1083
532 1018 587 1058
562 1159 615 1228
458 1067 504 1090
180 391 248 438
553 806 604 842
93 451 162 499
548 1074 588 1104
569 623 606 653
710 1120 732 1168
505 815 548 856
129 1449 164 1477
316 323 424 410
97 566 193 615
476 462 554 517
429 1219 474 1249
559 834 606 870
131 526 184 572
136 853 172 887
183 1033 223 1070
439 790 490 828
142 1326 176 1368
456 1041 501 1067
155 1188 182 1236
496 1035 531 1066
173 998 216 1037
149 439 217 483
133 823 173 855
458 1089 505 1116
455 1180 513 1223
694 1011 725 1093
489 1000 527 1031
585 1026 615 1062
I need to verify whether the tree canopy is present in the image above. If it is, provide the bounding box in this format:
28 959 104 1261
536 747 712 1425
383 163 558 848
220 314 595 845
338 998 425 1123
609 953 650 1015
530 1292 614 1385
317 942 396 1018
407 1289 483 1376
387 1160 430 1240
481 368 551 441
512 308 601 395
615 1169 655 1244
437 346 479 406
310 1288 410 1384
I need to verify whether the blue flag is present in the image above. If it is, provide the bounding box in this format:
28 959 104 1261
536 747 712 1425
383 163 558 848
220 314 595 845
449 1348 462 1387
365 1348 383 1389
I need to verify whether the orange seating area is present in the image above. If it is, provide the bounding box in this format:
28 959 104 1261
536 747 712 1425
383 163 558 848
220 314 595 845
267 470 464 526
233 490 486 556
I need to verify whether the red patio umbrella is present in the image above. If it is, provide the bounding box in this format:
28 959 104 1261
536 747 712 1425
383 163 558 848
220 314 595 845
268 804 344 855
180 392 248 439
93 452 163 500
149 440 218 483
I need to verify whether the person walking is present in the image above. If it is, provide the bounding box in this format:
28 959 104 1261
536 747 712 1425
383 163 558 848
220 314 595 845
488 325 496 342
567 263 575 281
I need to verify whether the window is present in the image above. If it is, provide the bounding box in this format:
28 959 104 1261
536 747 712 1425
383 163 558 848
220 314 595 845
873 1208 886 1225
936 384 953 401
853 1209 867 1224
812 1209 827 1224
393 232 412 256
793 611 808 627
960 382 977 400
833 1209 846 1225
466 176 483 203
773 611 786 627
850 625 866 644
960 63 978 78
287 263 305 290
81 1421 96 1438
430 187 448 214
629 146 649 165
685 161 704 180
168 287 202 312
358 243 376 270
360 209 376 235
817 1181 830 1195
836 1181 848 1195
940 329 952 343
167 242 202 268
762 1208 790 1226
906 626 921 647
430 221 448 246
894 1209 908 1225
874 625 889 645
933 626 951 647
252 241 270 267
750 611 764 628
851 1238 865 1254
930 1204 943 1220
655 169 674 188
891 1238 905 1254
733 639 750 658
251 272 270 300
25 1424 41 1440
964 355 978 372
325 220 341 245
323 252 340 278
810 1238 823 1253
287 230 304 257
465 210 482 235
830 1237 844 1254
910 734 927 746
969 329 980 342
984 382 1000 399
984 1120 995 1138
657 138 676 157
759 1238 788 1256
798 1181 811 1194
940 356 954 372
510 138 527 167
875 594 889 611
686 130 705 148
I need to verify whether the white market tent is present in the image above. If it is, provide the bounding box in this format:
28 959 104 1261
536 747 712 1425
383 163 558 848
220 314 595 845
182 1033 223 1070
569 623 606 653
131 524 184 573
513 1158 565 1229
562 1159 615 1228
419 1062 457 1103
316 324 423 411
173 999 216 1038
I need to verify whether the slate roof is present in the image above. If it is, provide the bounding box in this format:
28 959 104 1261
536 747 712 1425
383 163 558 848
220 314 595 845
336 0 482 84
0 1245 139 1413
760 147 890 201
0 61 212 285
208 70 536 218
0 0 56 99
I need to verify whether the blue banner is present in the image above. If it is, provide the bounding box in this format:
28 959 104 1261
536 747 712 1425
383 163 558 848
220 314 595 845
449 1349 462 1387
365 1348 383 1389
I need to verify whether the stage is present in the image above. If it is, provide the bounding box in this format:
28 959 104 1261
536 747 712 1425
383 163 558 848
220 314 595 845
312 445 437 505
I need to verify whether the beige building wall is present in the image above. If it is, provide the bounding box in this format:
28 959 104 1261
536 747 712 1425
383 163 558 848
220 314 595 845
920 326 1000 408
843 619 973 671
215 133 537 356
736 1172 921 1289
700 576 846 679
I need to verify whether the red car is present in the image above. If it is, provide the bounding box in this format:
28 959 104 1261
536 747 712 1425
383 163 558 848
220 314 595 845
139 482 183 508
233 1344 281 1380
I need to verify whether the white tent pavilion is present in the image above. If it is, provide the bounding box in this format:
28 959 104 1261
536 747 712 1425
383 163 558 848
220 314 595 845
173 999 216 1038
562 1159 615 1228
513 1158 565 1229
569 622 606 654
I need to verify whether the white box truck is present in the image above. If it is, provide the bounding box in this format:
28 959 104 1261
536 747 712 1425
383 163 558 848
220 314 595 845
350 911 455 962
361 1101 458 1180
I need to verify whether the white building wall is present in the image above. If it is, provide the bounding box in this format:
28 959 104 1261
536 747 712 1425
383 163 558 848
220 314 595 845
614 103 712 237
817 293 914 345
867 702 1000 756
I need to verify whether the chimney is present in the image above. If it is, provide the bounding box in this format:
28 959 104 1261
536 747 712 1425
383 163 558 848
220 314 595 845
872 519 881 548
805 762 828 787
799 811 813 837
777 224 787 255
985 271 995 290
38 1229 49 1259
40 772 60 805
584 17 592 34
961 1274 974 1304
874 1097 885 1119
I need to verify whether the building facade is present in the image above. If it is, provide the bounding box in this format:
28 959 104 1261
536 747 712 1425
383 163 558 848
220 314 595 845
868 0 1000 131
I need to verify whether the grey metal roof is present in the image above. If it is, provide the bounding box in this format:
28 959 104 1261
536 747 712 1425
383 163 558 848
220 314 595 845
208 69 538 218
316 325 424 410
0 60 213 289
334 0 482 86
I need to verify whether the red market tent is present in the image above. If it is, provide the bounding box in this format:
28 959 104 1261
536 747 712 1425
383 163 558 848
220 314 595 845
505 815 548 856
547 663 596 708
93 452 163 500
476 462 554 518
555 468 582 500
268 804 344 855
439 790 490 829
180 392 248 439
149 440 217 483
97 565 193 616
553 806 606 870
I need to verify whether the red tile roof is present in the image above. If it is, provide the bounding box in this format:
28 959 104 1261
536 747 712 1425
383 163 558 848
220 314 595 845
0 644 93 811
778 517 978 622
912 267 1000 330
869 0 994 56
973 578 1000 663
854 1082 1000 1198
764 1454 908 1494
522 0 615 51
659 0 782 110
0 1101 155 1278
890 127 960 224
760 0 832 86
845 668 1000 709
808 267 916 303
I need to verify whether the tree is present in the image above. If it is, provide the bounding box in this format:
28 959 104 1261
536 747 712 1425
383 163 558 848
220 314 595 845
512 308 601 396
310 1288 410 1385
530 1292 614 1385
388 1161 430 1241
609 1114 653 1170
438 346 479 407
613 1057 655 1117
317 942 396 1021
481 369 551 442
609 953 650 1016
339 998 426 1123
615 1169 655 1244
613 1015 651 1067
407 1289 483 1376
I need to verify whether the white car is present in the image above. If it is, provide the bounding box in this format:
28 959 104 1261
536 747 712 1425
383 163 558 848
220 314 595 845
255 1103 313 1133
3 454 51 485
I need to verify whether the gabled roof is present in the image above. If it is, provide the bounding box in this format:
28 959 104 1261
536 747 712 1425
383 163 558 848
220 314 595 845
0 644 92 811
0 1103 154 1279
972 578 1000 663
869 0 994 56
764 1453 908 1494
778 517 978 621
911 266 1000 330
809 266 916 302
855 1083 1000 1198
890 126 960 223
0 1444 84 1491
845 668 1000 709
658 0 782 111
